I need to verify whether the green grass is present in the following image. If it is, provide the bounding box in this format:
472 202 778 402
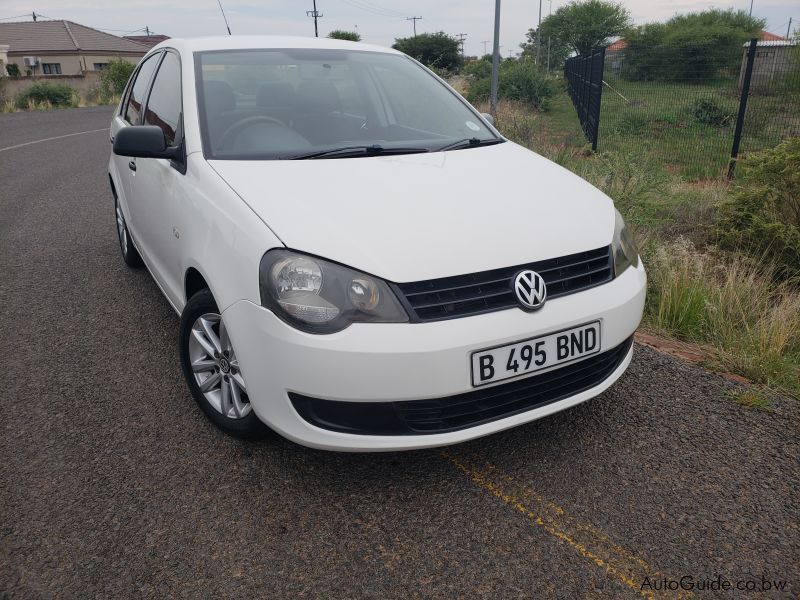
597 74 800 180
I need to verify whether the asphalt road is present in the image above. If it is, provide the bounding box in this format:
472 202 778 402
1 107 798 599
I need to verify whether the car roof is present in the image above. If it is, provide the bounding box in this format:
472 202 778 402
151 35 402 56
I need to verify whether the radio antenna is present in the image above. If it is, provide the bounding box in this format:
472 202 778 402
216 0 232 35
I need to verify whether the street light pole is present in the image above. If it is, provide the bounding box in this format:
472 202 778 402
536 0 543 66
490 0 501 116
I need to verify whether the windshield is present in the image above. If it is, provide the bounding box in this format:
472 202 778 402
195 48 501 160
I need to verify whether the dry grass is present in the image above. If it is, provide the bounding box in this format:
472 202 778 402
643 237 800 396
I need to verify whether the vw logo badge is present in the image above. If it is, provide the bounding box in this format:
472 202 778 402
513 270 547 311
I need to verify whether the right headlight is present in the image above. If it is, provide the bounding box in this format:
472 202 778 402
612 209 639 277
259 249 408 334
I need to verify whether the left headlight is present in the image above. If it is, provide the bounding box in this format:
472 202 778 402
612 209 639 277
259 249 409 334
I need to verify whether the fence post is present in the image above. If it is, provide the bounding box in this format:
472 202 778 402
590 46 605 152
728 38 758 178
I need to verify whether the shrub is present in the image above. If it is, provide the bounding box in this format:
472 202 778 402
6 63 20 77
100 58 136 96
623 9 763 81
392 32 463 73
717 138 800 279
15 83 75 108
467 59 556 110
327 30 360 41
691 97 734 127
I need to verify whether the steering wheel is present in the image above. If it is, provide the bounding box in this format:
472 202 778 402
217 116 288 151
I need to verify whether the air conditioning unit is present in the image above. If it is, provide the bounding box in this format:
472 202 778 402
23 56 39 67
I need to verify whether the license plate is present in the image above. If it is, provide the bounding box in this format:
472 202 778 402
470 321 601 387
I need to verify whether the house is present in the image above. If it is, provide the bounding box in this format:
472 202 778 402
0 20 148 76
605 39 628 73
123 34 170 49
740 38 798 91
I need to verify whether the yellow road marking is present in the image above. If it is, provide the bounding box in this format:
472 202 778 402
441 451 691 600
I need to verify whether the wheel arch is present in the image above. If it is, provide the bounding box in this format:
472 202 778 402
185 267 211 305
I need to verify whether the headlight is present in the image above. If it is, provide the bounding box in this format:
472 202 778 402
259 249 408 333
612 210 639 277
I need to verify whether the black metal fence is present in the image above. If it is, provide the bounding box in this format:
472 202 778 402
565 38 800 178
565 48 605 151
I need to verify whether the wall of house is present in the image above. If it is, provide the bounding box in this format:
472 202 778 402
0 44 9 75
5 53 142 76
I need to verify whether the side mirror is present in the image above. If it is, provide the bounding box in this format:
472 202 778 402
481 112 495 126
113 125 179 160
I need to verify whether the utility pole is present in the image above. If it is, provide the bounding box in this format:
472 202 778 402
406 16 422 37
307 0 323 38
788 17 793 39
456 33 467 56
145 25 151 36
32 11 37 22
749 0 753 17
490 0 501 116
481 40 490 55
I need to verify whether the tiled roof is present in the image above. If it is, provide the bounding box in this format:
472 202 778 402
606 39 628 51
0 20 149 54
123 34 170 48
760 30 786 41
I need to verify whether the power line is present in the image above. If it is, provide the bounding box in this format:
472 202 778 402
307 0 323 37
339 0 405 18
406 16 422 37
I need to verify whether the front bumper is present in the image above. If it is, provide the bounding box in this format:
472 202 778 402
222 262 646 451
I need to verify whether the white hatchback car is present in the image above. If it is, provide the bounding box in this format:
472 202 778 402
109 36 645 451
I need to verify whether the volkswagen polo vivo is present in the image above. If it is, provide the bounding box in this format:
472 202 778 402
108 36 645 451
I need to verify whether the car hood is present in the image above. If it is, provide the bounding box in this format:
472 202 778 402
209 141 615 283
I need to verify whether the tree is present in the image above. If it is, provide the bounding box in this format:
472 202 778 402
6 62 21 77
520 20 572 69
100 58 136 95
327 30 361 42
541 0 630 56
623 10 764 81
392 32 463 72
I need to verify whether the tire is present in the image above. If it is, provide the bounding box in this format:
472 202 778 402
114 196 143 268
179 288 269 439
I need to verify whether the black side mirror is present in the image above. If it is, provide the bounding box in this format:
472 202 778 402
113 125 179 160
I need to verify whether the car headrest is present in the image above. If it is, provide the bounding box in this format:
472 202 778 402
256 81 298 108
297 80 341 114
203 80 235 113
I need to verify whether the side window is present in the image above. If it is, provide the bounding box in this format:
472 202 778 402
124 53 160 125
144 52 182 146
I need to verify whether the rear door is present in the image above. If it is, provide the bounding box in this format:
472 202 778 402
110 51 162 237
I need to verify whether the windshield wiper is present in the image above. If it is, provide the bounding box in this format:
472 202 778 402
288 144 431 160
436 137 504 152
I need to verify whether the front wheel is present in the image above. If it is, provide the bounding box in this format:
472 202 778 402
179 288 268 439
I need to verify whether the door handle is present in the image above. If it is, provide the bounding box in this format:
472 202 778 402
128 160 137 172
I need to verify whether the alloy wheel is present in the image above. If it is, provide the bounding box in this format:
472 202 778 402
188 313 252 419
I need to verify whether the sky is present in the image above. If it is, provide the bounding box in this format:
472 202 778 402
1 0 797 57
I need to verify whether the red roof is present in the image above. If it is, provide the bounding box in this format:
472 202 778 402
123 35 170 48
760 30 786 41
606 39 628 52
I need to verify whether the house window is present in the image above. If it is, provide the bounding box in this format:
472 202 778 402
93 63 109 70
42 63 62 75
